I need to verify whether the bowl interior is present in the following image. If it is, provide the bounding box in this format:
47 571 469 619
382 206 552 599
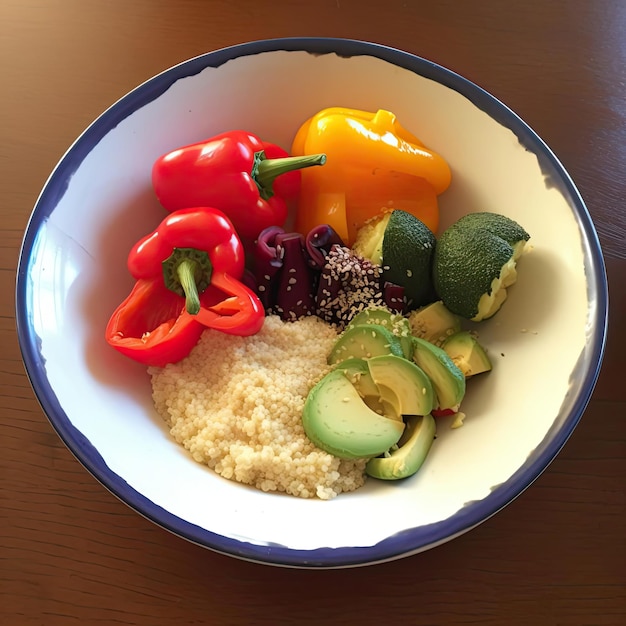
17 39 606 567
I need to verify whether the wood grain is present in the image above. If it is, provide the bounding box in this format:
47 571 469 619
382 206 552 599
2 1 624 624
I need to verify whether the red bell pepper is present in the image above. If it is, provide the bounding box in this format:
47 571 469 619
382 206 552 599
105 277 205 367
151 130 326 240
105 207 264 367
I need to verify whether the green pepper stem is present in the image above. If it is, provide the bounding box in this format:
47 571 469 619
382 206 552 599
254 152 326 200
162 248 213 315
176 259 201 315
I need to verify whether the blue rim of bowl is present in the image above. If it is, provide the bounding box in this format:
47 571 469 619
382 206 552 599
15 37 608 568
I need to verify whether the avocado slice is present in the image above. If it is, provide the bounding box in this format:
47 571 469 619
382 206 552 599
347 306 413 359
334 357 398 420
442 331 492 377
411 337 466 410
328 323 405 365
366 414 436 480
334 357 379 397
408 300 461 346
366 354 434 417
302 369 405 459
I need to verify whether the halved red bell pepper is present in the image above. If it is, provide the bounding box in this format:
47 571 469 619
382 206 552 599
151 130 326 240
105 277 205 367
106 273 264 367
105 206 264 367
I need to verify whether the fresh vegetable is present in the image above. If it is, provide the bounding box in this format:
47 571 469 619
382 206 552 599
252 226 317 320
346 306 413 360
303 354 434 460
106 273 264 367
291 107 451 244
128 206 245 312
252 225 408 323
152 130 326 240
408 300 461 346
314 244 406 326
442 330 493 377
327 323 405 365
353 209 437 309
304 223 345 270
366 414 436 480
433 212 530 321
106 207 264 366
105 277 205 367
365 354 434 419
302 368 405 459
411 336 466 411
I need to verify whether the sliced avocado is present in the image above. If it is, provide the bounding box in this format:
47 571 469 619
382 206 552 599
302 369 405 459
366 414 436 480
333 357 379 397
442 331 492 377
408 300 461 346
334 357 397 420
328 323 405 365
366 354 435 417
411 337 466 410
347 306 413 359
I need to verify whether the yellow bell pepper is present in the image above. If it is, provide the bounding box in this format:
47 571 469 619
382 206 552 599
291 107 452 245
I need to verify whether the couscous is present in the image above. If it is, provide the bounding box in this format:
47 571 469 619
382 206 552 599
150 315 367 500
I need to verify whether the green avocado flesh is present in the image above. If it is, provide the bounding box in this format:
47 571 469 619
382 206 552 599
366 414 436 480
411 337 465 410
328 323 405 365
352 212 390 264
304 353 440 459
408 300 461 347
347 306 414 359
366 354 434 417
334 357 395 419
302 369 405 459
442 330 492 377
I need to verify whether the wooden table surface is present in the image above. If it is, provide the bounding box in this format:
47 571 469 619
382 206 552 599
2 1 625 624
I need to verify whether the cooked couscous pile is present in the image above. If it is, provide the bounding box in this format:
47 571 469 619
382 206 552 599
150 315 367 500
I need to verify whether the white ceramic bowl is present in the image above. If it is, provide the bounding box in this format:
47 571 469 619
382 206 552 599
16 38 608 568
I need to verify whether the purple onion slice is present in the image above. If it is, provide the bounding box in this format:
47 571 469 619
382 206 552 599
305 224 345 270
252 225 285 309
274 232 316 320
